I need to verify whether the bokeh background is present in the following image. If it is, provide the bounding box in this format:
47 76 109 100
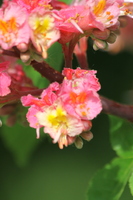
1 0 133 199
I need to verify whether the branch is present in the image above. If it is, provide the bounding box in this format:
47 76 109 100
101 96 133 122
31 60 64 83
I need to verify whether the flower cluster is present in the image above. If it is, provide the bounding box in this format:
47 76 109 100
21 68 102 149
0 0 130 61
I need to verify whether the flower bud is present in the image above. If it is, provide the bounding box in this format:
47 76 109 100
81 131 93 141
20 51 31 63
93 39 108 50
32 52 44 63
93 43 99 51
75 137 83 149
0 119 2 127
92 29 110 40
17 43 29 52
106 33 117 44
67 136 76 145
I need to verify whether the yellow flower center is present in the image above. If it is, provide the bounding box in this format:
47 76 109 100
34 16 53 34
47 106 67 127
93 0 106 16
0 17 17 35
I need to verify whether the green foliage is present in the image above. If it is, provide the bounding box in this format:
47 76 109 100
109 115 133 158
87 158 133 200
60 0 72 4
87 115 133 200
0 123 40 167
129 173 133 196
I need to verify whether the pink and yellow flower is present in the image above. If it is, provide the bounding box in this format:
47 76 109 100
0 2 30 50
29 10 60 58
21 68 102 149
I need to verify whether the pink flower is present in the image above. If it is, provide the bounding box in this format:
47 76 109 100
0 2 30 50
12 0 51 13
21 68 102 148
28 10 60 58
62 68 101 91
0 61 11 96
60 81 102 120
36 101 86 149
60 68 102 119
54 0 123 44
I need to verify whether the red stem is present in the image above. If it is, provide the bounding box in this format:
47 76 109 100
62 34 80 68
76 53 89 69
101 96 133 122
31 60 64 83
0 89 44 104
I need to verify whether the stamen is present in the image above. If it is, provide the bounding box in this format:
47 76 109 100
93 0 106 16
107 15 114 21
36 127 40 139
70 19 83 33
0 20 8 34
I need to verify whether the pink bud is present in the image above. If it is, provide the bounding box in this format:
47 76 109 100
20 52 30 63
94 39 108 49
17 43 29 52
92 29 110 40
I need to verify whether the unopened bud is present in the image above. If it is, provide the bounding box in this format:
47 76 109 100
67 136 76 145
32 52 44 63
0 119 2 127
94 39 108 50
17 43 29 52
106 33 117 44
81 131 93 141
20 51 31 63
92 29 110 40
75 137 83 149
93 43 99 51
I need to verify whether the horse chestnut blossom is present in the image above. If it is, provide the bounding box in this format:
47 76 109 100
29 10 60 59
21 68 102 149
0 2 30 50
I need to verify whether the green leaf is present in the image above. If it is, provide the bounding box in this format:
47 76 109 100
0 123 40 167
109 115 133 158
60 0 72 4
87 158 133 200
129 173 133 196
45 42 63 71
